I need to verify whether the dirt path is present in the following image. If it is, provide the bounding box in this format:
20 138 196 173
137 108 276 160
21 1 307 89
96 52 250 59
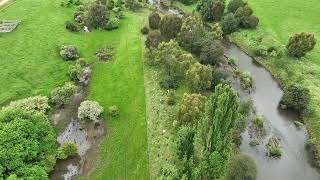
0 0 9 7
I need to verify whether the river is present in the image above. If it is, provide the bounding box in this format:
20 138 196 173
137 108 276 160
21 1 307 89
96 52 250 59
224 43 320 180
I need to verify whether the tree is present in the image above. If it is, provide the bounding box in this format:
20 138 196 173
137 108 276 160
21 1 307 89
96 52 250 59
279 84 311 115
194 84 239 179
240 15 259 29
149 11 161 29
85 2 109 28
227 154 257 180
227 0 246 13
78 100 103 122
177 16 206 53
199 0 225 22
2 96 50 114
177 93 207 125
222 13 239 35
159 14 183 40
186 62 213 92
199 40 224 65
0 109 56 179
145 30 162 49
174 126 196 159
286 32 316 58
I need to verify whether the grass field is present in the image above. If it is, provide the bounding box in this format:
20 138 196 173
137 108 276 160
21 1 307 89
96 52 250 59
0 0 150 179
230 0 320 150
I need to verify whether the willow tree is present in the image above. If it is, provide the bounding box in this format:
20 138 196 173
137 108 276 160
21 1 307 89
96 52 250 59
194 84 239 179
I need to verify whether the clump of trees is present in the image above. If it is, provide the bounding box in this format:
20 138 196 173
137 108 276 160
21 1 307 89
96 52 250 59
60 45 80 61
149 11 161 29
78 100 104 122
286 32 316 58
0 109 57 179
226 154 257 180
159 14 183 40
279 84 311 116
2 96 50 114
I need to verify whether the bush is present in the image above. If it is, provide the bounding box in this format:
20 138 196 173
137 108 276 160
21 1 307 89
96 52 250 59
227 154 257 180
240 71 253 90
105 17 120 30
159 75 179 89
125 0 143 11
199 0 225 22
177 93 206 125
148 11 161 29
65 21 80 32
240 15 259 29
109 105 119 117
227 0 246 13
69 63 84 82
0 109 56 179
252 115 264 128
199 40 224 65
57 142 78 160
145 30 162 49
222 13 239 35
286 32 316 58
85 2 109 28
280 84 311 115
186 62 213 92
60 45 80 61
50 82 78 106
141 26 149 34
78 100 103 122
2 96 50 114
95 45 115 61
235 5 253 17
174 126 195 159
254 45 268 57
159 14 183 40
166 91 176 105
211 68 227 87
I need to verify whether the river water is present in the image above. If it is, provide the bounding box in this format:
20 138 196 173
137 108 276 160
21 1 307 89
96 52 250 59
225 43 320 180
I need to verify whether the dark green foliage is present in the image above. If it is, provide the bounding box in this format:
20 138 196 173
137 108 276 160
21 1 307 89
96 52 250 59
159 75 179 89
286 32 316 58
61 0 83 7
195 84 239 179
50 82 78 106
69 63 84 82
178 0 195 5
95 45 115 61
141 26 149 34
145 30 162 49
211 68 227 88
0 109 56 179
106 0 115 9
174 126 195 159
60 45 80 61
125 0 143 11
199 40 224 65
166 91 176 105
105 17 120 30
222 13 239 35
85 2 109 28
186 62 213 92
235 5 253 17
280 84 311 115
199 0 225 22
57 142 78 160
240 15 259 29
65 21 79 32
177 16 206 53
227 154 257 180
227 0 246 13
158 163 179 180
177 93 206 125
149 11 161 29
159 14 183 40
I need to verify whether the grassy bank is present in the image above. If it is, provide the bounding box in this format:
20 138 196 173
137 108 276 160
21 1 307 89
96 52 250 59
86 12 150 179
230 0 320 150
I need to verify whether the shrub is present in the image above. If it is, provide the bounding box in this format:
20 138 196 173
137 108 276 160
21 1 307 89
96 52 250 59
149 11 161 29
105 17 120 30
0 109 56 179
85 2 109 28
211 23 223 40
60 45 80 61
177 93 206 125
159 75 179 89
235 5 253 17
240 15 259 29
222 13 239 35
270 148 282 157
109 105 119 117
249 138 259 147
280 84 311 115
125 0 143 11
159 14 183 40
57 142 78 160
95 45 115 61
78 100 103 122
65 21 80 32
145 30 162 49
69 63 84 82
211 68 227 87
174 126 195 159
166 91 176 105
2 96 50 114
141 26 149 34
240 71 253 90
227 154 257 180
254 45 268 57
199 0 225 22
227 0 246 13
286 32 316 58
252 115 264 128
106 0 115 10
50 82 78 106
199 40 224 65
186 62 213 92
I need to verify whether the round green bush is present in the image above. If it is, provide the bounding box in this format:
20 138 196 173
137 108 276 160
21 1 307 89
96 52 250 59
148 11 161 29
60 45 80 61
105 17 120 30
227 154 257 180
141 26 149 35
78 100 103 122
65 21 80 32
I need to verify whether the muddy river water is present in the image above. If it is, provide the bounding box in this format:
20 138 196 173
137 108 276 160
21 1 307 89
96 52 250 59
225 43 320 180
